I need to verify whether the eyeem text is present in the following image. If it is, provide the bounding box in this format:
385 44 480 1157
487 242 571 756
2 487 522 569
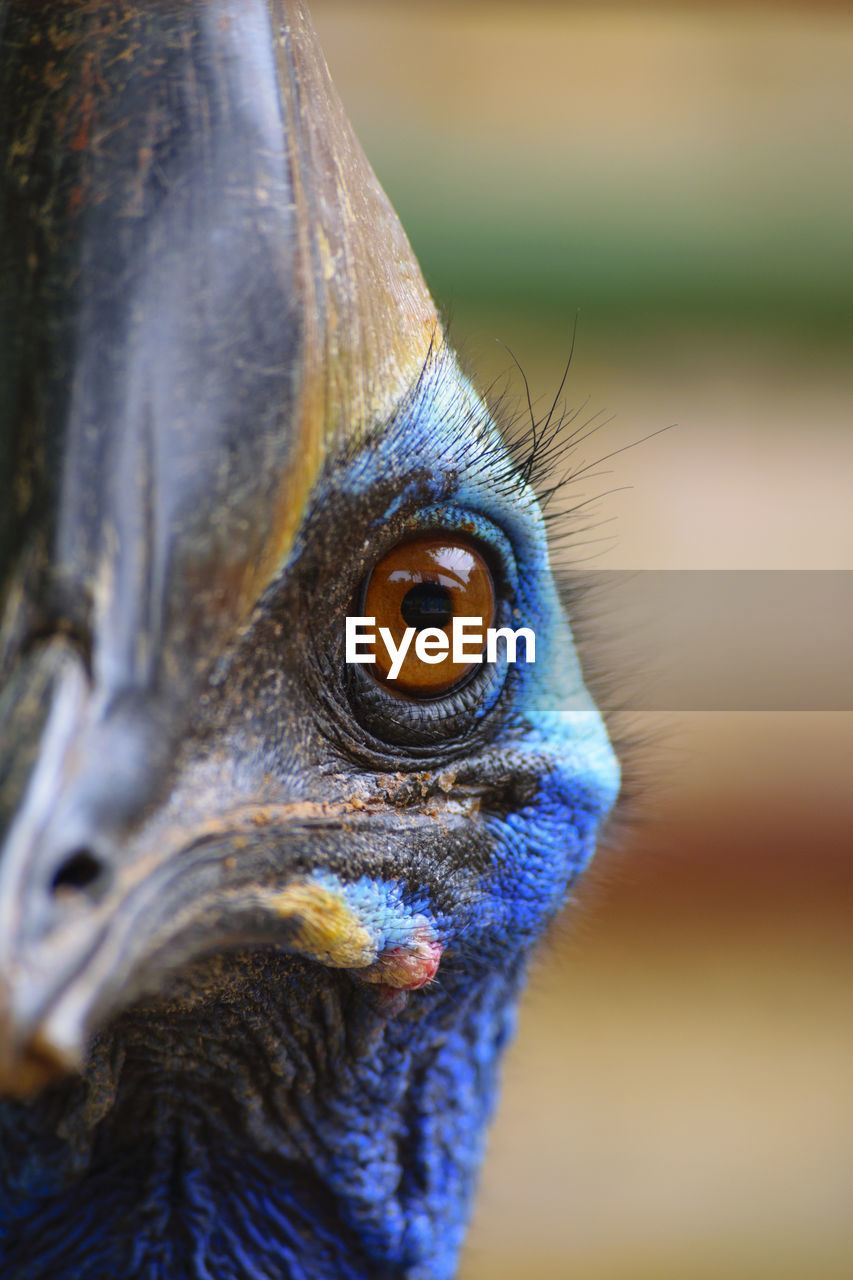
346 616 535 680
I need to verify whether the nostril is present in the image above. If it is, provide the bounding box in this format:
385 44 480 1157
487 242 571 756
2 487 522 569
50 848 108 899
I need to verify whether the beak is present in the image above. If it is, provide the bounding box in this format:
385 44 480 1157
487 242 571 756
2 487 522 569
0 0 441 1094
0 628 441 1096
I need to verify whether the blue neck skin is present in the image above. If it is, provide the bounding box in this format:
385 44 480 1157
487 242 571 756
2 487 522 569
0 952 523 1280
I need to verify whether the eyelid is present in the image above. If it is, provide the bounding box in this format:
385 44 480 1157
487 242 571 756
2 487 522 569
385 505 520 601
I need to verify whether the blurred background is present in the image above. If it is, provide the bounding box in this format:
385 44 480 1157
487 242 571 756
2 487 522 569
313 3 852 1277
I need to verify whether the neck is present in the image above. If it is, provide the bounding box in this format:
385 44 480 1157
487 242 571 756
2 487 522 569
0 951 522 1279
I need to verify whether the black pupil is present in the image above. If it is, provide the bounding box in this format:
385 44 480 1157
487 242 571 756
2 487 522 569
400 582 454 631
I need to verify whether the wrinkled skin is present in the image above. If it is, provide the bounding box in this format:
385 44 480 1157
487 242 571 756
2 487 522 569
0 3 619 1277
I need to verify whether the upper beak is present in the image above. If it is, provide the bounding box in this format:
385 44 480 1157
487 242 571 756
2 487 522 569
0 612 443 1092
0 634 391 1094
0 639 224 1091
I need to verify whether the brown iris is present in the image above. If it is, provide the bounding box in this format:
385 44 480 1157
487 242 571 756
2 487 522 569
363 535 495 696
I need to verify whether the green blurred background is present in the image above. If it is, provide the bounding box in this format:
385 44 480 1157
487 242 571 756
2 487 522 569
313 4 853 1277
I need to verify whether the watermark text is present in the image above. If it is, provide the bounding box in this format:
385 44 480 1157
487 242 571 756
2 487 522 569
346 616 535 680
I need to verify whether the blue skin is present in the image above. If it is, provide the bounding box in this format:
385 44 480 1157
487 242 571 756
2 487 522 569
0 349 619 1279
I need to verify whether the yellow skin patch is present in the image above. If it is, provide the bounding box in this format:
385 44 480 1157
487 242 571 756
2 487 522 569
267 882 376 968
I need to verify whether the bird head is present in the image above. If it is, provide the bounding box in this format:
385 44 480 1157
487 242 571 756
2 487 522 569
0 1 619 1273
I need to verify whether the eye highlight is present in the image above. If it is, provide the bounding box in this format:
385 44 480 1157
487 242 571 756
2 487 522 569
362 535 495 697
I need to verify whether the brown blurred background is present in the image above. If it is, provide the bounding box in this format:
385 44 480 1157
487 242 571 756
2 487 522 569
312 4 853 1276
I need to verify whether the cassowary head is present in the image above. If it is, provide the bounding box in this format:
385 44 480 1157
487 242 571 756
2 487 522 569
0 2 619 1276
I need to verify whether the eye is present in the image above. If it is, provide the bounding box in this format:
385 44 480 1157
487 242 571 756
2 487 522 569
362 535 495 698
